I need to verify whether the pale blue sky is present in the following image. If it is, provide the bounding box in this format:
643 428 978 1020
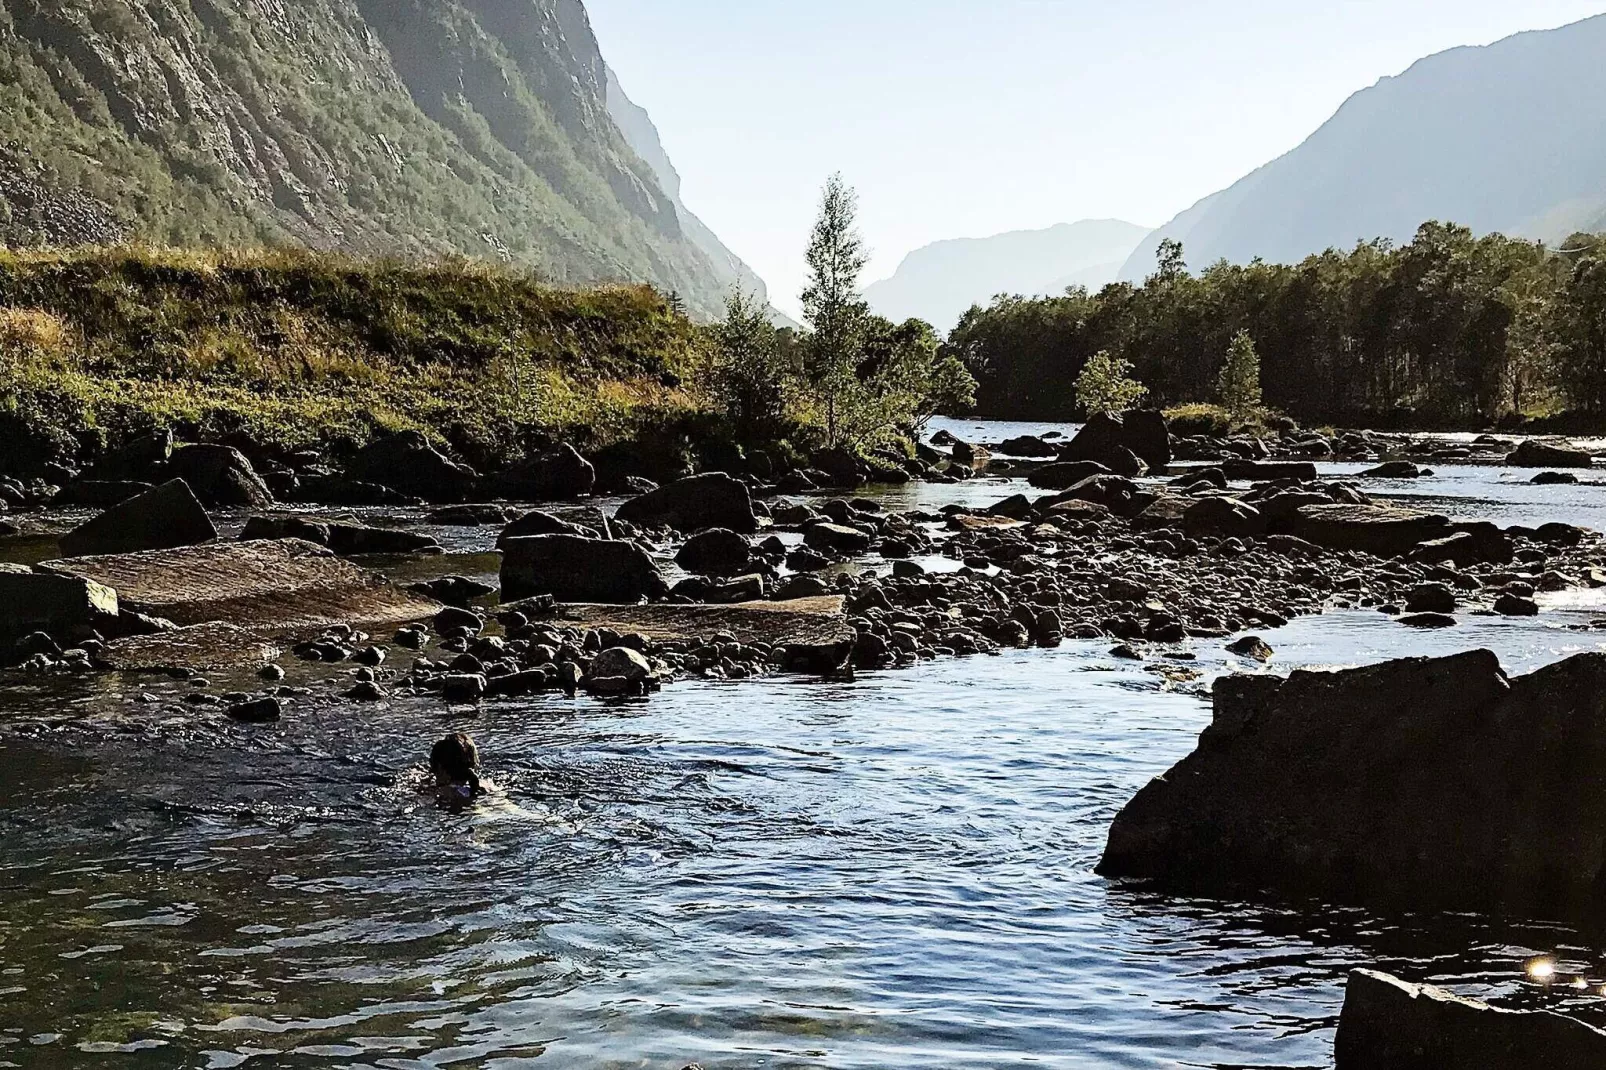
586 1 1606 316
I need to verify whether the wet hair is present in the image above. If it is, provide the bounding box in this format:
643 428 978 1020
430 732 481 792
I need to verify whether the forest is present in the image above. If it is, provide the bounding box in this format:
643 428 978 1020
945 223 1606 428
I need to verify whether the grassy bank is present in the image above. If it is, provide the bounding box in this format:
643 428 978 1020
0 247 717 475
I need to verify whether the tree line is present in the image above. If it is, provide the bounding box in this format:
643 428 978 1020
944 223 1606 428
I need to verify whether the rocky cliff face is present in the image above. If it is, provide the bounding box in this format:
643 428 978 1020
0 0 742 315
1121 14 1606 280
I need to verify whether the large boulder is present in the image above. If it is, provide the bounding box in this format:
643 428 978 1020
1098 650 1606 922
39 539 439 632
0 566 121 656
675 528 753 577
343 431 477 503
164 444 274 508
1119 408 1172 469
1182 496 1265 539
1334 969 1606 1069
1290 504 1451 558
500 535 669 604
240 515 441 556
1027 460 1112 490
59 479 217 559
1059 413 1147 477
614 473 758 534
1506 439 1593 468
496 509 599 549
479 443 595 501
1039 475 1143 517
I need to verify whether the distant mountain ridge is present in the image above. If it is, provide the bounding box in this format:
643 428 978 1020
1122 14 1606 280
866 219 1151 332
0 0 757 317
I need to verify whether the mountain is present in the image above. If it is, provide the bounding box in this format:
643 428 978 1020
603 65 787 323
0 0 745 317
1122 14 1606 281
865 220 1151 332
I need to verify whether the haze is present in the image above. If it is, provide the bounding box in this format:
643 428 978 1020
588 0 1606 318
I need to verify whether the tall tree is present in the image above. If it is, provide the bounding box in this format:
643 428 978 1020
801 173 871 446
1217 330 1263 419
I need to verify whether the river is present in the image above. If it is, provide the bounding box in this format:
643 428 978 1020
3 420 1606 1068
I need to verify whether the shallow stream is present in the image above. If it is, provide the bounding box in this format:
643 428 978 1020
4 420 1606 1068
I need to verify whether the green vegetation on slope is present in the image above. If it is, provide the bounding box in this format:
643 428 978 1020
0 247 709 474
0 0 732 315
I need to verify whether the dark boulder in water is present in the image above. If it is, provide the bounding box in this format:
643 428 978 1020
1334 969 1606 1069
1099 650 1606 923
615 473 758 534
59 479 217 559
500 534 668 604
1506 439 1593 469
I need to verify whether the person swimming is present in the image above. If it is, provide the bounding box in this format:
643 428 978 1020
430 732 488 808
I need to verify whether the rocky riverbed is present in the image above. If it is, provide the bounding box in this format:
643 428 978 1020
7 412 1606 1066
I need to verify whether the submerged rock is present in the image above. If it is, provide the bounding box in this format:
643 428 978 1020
59 479 218 559
1099 650 1606 922
1334 968 1606 1069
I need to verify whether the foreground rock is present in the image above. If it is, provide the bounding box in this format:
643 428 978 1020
0 565 121 657
1334 969 1606 1069
614 472 758 533
500 534 669 603
1099 650 1606 922
59 479 218 558
38 539 439 632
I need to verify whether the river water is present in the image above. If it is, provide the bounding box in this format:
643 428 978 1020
4 421 1606 1068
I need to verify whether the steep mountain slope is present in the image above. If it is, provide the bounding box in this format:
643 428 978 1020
0 0 740 316
604 65 772 312
866 219 1150 332
1122 14 1606 281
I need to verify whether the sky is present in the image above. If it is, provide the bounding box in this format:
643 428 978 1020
585 1 1606 318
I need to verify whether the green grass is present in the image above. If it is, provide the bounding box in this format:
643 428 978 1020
0 247 717 474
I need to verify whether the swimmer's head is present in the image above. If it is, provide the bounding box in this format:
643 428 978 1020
430 732 481 789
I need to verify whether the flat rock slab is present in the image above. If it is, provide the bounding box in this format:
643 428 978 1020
38 539 439 633
99 622 281 673
1335 969 1606 1068
547 596 854 650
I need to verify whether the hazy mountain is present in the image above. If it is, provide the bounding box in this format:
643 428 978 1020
865 220 1151 332
0 0 743 316
604 66 788 323
1122 14 1606 281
